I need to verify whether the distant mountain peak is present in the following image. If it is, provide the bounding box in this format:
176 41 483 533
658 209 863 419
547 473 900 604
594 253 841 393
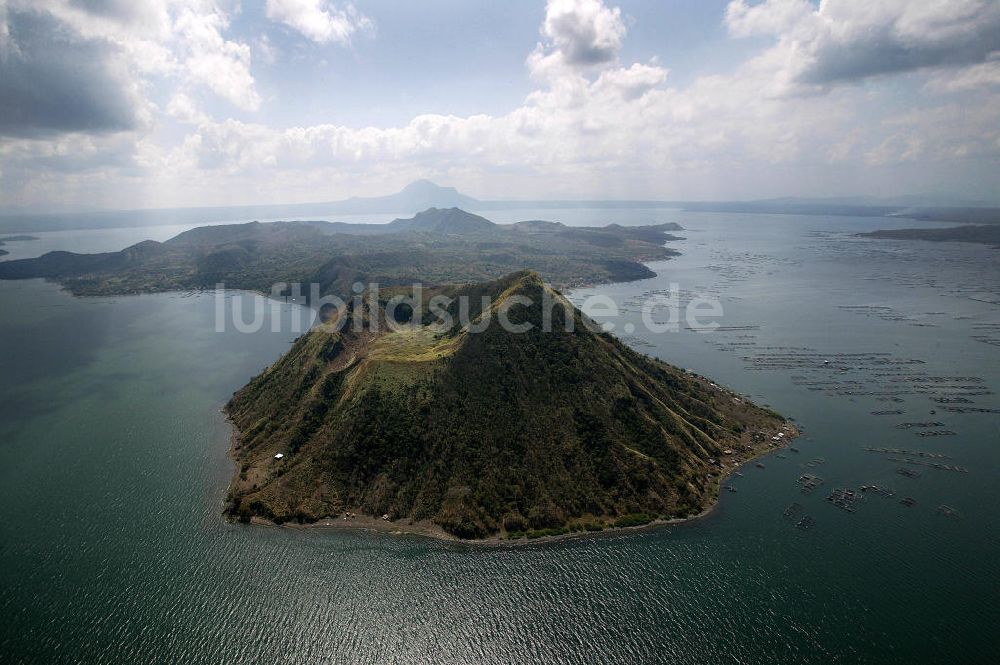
335 179 480 213
399 179 458 195
389 207 495 234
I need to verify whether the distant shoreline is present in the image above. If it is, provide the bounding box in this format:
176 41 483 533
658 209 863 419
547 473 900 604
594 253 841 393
3 196 996 235
859 224 1000 249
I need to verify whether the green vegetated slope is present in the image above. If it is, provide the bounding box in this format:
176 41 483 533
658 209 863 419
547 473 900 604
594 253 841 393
226 271 784 539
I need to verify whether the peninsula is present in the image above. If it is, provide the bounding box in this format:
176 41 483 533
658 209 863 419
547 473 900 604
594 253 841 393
859 224 1000 248
0 208 682 297
0 234 38 256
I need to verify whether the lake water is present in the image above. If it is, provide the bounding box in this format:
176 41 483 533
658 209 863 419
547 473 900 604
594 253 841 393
1 210 998 663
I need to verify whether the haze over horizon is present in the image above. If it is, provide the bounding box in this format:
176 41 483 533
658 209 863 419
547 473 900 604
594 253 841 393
2 0 999 211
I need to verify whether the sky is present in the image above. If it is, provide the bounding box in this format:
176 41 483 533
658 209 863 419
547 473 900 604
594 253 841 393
1 0 999 211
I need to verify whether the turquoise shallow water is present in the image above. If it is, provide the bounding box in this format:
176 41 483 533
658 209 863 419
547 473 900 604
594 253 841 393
0 211 998 663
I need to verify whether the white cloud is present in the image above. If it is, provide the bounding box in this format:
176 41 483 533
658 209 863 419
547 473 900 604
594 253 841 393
148 0 995 204
865 133 925 166
0 6 147 137
540 0 625 67
1 0 262 123
2 0 997 208
594 62 668 100
725 0 811 38
254 33 278 65
925 55 1000 93
265 0 371 45
165 92 209 125
866 98 1000 165
173 4 260 111
726 0 1000 91
528 0 631 84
